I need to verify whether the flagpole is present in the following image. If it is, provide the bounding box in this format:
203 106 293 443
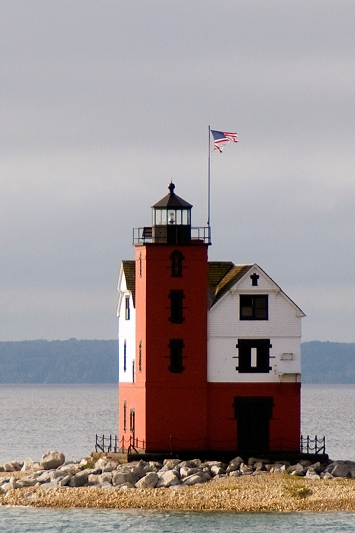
207 125 211 228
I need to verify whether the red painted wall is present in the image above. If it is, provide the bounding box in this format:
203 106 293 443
207 382 301 452
121 242 209 452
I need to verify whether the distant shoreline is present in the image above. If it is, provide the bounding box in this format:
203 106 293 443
1 339 355 384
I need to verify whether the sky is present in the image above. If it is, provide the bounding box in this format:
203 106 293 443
1 0 355 343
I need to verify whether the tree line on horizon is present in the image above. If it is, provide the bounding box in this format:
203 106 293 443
0 339 353 384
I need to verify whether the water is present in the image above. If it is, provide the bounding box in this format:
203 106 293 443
0 508 355 532
0 384 117 463
1 383 354 463
1 384 355 530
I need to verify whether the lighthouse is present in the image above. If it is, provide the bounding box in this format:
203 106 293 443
117 183 304 455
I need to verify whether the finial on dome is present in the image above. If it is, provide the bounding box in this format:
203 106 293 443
168 182 175 193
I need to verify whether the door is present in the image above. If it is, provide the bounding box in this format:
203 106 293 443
233 397 273 454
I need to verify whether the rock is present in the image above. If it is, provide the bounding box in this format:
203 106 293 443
41 451 65 470
254 462 267 471
3 463 14 472
322 472 333 479
229 456 244 467
229 470 241 477
271 464 287 474
287 463 305 474
180 467 199 478
68 471 89 487
112 471 135 486
135 472 159 489
156 470 180 488
3 461 21 472
88 474 101 485
41 480 60 490
36 471 52 483
162 459 181 469
0 465 4 472
239 463 253 475
311 462 325 474
306 469 320 479
21 458 35 471
331 464 351 478
183 471 211 486
16 476 38 488
210 465 226 476
58 475 71 486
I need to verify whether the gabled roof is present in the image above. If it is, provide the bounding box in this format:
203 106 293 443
209 263 252 307
122 260 136 306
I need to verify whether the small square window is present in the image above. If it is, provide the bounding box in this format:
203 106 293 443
240 295 268 320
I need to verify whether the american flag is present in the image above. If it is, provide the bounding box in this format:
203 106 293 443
211 130 238 152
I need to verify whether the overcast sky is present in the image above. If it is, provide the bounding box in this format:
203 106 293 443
1 0 354 342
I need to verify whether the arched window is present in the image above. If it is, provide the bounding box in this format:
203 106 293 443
170 250 184 277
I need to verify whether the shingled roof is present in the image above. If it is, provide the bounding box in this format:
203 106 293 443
208 263 253 307
121 259 257 310
122 260 136 306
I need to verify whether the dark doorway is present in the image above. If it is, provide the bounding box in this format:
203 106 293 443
233 397 273 454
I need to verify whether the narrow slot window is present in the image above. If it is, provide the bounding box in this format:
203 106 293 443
125 295 130 320
123 401 127 432
170 250 184 277
138 340 142 372
169 290 184 323
123 340 127 372
169 339 185 373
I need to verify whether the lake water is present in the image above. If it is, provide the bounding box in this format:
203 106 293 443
1 383 355 531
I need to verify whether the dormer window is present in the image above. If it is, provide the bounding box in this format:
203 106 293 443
240 295 268 320
170 250 184 277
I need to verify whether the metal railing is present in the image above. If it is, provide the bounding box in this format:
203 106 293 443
132 226 211 245
96 433 326 455
300 435 326 454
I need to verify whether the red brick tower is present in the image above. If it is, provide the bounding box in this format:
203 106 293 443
118 183 211 452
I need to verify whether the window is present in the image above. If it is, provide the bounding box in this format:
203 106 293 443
125 296 130 320
129 409 135 433
132 360 135 383
236 339 272 373
240 295 268 320
170 250 184 277
169 290 184 323
169 339 185 373
123 340 127 372
138 340 142 371
123 401 127 432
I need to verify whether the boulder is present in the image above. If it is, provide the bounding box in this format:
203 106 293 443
183 471 211 486
162 459 181 470
135 472 159 489
156 470 180 488
112 471 135 486
180 467 199 478
68 471 89 487
210 465 226 476
21 458 35 472
331 463 351 478
229 470 241 477
41 451 65 470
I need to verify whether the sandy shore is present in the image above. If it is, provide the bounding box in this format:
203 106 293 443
2 474 355 512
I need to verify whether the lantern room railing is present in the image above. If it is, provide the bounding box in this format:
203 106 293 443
133 226 211 245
